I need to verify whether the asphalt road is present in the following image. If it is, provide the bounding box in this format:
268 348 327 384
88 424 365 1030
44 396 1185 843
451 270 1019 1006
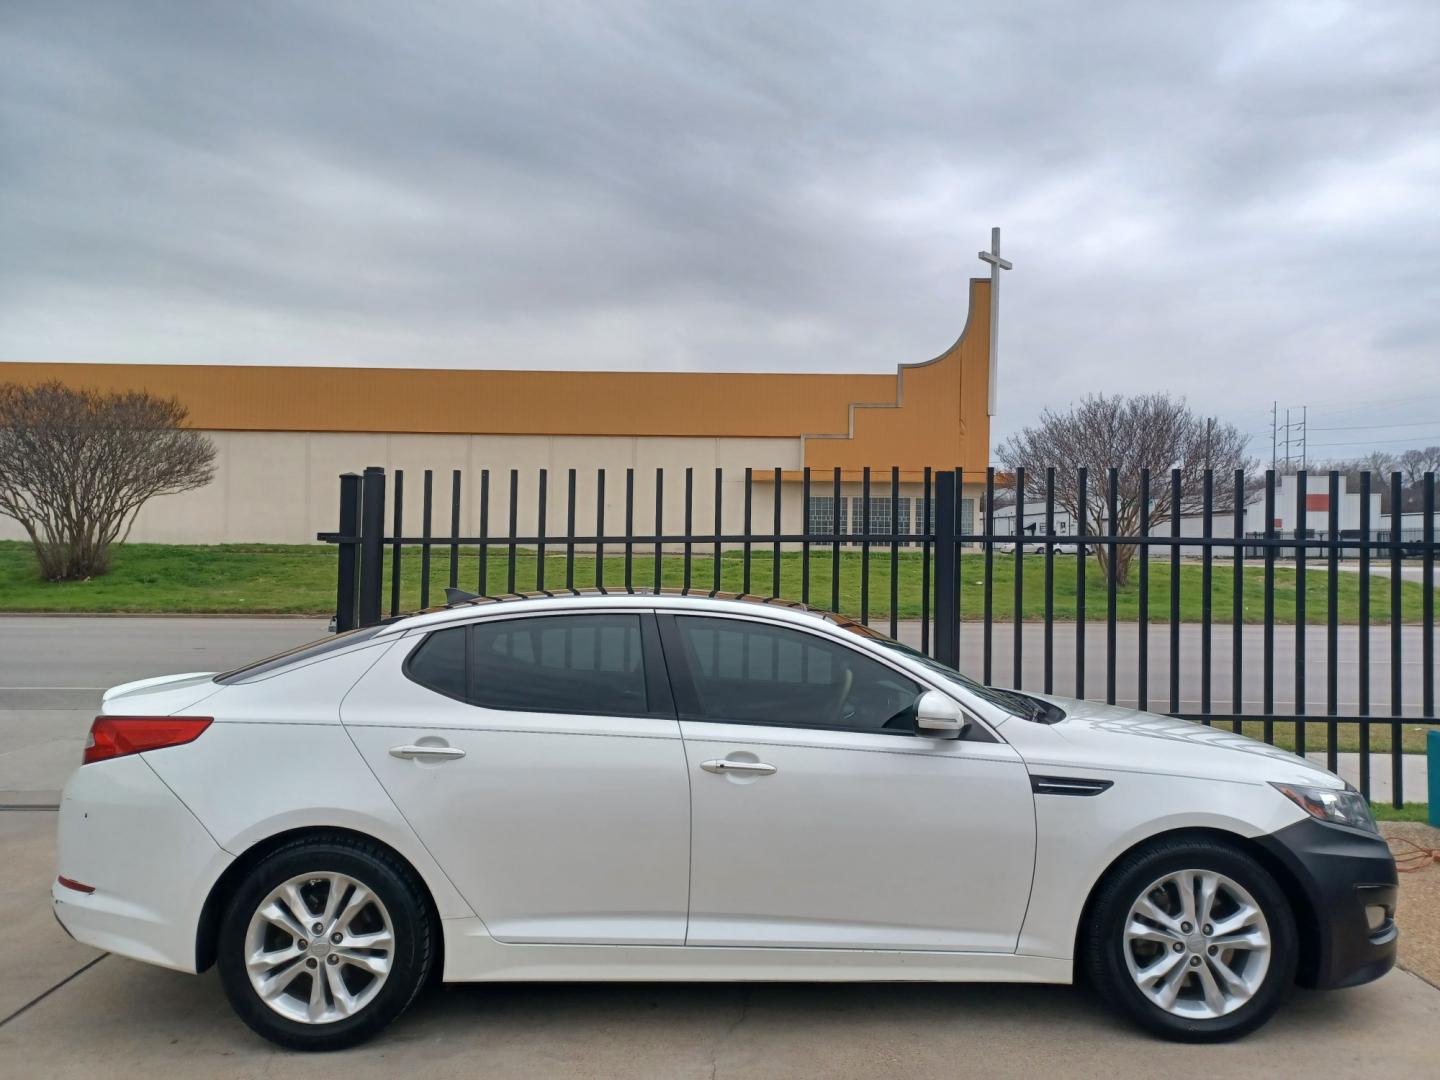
0 616 1433 802
5 613 1433 714
1 614 1438 1076
0 616 326 804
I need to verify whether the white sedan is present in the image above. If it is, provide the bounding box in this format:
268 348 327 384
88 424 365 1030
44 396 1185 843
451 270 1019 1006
53 593 1397 1050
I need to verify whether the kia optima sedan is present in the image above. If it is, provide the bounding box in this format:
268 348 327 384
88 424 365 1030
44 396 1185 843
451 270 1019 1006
54 592 1397 1050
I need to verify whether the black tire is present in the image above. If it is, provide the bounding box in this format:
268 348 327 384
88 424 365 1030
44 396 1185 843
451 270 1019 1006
216 834 436 1051
1083 837 1297 1042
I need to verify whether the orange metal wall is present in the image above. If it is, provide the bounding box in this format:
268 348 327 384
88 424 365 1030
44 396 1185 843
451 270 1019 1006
0 277 990 473
801 278 991 480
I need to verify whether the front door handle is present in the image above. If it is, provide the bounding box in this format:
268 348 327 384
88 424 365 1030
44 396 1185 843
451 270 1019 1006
700 759 776 776
389 744 466 761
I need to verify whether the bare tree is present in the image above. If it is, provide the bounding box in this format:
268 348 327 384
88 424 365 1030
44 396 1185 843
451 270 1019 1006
1399 446 1440 487
995 393 1255 585
1356 450 1397 480
0 381 216 580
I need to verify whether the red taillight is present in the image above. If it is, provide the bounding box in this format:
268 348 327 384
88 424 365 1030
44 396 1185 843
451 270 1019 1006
57 875 96 894
83 716 213 765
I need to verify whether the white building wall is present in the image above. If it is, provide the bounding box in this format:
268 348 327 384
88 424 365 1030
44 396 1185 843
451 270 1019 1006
0 431 803 546
1246 473 1381 535
0 430 990 548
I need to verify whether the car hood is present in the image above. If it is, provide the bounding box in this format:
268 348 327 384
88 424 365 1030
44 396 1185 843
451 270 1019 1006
1022 694 1345 789
101 672 223 716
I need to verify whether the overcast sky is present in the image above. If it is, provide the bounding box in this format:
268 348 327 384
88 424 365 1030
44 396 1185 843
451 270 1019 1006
3 1 1438 457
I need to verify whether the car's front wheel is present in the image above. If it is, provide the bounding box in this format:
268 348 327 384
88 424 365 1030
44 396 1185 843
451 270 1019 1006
1084 837 1298 1041
216 834 435 1051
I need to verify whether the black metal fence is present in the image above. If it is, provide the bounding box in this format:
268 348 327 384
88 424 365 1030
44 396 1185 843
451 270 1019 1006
321 465 1437 807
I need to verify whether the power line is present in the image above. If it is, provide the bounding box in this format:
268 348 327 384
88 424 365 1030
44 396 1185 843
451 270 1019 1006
1307 433 1440 448
1299 388 1440 417
1310 419 1440 432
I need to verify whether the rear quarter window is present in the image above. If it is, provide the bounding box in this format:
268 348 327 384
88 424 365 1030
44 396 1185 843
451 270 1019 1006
403 626 468 701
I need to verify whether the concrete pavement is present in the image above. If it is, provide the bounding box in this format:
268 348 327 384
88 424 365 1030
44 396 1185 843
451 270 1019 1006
2 615 1439 1076
3 814 1439 1079
1334 561 1436 588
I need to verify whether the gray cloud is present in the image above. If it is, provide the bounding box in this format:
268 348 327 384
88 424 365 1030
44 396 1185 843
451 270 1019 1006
3 0 1438 453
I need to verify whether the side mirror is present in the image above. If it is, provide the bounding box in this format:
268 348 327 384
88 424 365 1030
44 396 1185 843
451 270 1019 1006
913 689 969 740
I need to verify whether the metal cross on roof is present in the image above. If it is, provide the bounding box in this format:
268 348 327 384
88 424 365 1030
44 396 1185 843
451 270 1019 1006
977 226 1012 417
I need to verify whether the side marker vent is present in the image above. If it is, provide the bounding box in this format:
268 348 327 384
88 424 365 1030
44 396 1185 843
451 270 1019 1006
1030 775 1114 797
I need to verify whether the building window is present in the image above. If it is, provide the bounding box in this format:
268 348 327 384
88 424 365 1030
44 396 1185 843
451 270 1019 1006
961 498 975 536
850 497 892 538
806 495 847 539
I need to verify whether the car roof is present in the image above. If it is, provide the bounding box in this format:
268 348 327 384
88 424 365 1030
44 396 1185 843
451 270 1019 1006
377 590 862 636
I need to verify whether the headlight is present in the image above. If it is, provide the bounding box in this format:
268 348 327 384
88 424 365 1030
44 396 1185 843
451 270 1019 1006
1271 782 1378 834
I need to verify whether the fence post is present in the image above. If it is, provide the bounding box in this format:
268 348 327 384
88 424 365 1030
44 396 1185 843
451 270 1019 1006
933 470 960 669
1429 731 1440 827
358 466 387 627
334 473 362 632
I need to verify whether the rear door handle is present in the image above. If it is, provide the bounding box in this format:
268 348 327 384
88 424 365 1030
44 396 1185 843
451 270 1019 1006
389 744 466 760
700 759 776 775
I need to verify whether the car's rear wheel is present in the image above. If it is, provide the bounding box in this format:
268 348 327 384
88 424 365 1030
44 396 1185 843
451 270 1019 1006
1084 837 1297 1041
217 835 435 1051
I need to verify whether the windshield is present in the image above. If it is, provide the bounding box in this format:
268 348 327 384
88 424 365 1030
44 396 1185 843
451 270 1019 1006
836 621 1059 722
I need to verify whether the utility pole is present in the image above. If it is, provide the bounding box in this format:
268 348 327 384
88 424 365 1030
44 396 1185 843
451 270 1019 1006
1271 401 1277 471
1277 404 1308 472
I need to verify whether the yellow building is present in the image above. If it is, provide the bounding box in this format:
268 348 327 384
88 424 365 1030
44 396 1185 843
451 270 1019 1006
0 279 993 545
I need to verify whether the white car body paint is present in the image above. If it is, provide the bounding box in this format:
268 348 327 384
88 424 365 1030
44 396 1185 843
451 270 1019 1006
342 631 692 945
55 594 1326 987
679 713 1033 950
54 753 231 972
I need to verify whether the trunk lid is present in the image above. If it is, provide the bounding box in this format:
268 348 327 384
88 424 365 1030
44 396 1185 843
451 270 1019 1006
101 672 223 717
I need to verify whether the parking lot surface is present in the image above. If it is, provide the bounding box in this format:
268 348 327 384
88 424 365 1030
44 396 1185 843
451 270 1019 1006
2 614 1438 1077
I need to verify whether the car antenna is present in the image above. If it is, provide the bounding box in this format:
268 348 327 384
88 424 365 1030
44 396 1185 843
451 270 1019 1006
444 587 480 606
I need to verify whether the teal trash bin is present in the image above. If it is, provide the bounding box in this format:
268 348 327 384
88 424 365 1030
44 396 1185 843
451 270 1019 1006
1430 730 1440 827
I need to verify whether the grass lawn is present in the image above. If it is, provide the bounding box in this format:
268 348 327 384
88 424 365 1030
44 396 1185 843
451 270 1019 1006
1372 803 1431 822
1220 720 1436 756
0 540 1430 623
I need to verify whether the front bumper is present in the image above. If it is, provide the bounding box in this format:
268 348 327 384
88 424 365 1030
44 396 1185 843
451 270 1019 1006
1255 816 1398 990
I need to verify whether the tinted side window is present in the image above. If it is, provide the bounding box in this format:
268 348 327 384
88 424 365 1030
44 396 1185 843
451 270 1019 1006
470 614 648 717
673 616 920 732
405 626 468 700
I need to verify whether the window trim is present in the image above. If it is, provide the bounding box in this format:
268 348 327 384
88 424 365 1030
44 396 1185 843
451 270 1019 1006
404 610 675 720
655 611 930 738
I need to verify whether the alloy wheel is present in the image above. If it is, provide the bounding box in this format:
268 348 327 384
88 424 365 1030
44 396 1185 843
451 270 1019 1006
243 871 395 1025
1122 868 1272 1020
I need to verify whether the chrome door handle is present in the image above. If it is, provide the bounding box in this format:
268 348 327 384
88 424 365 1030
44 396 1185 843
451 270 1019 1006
389 744 466 760
700 759 776 776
